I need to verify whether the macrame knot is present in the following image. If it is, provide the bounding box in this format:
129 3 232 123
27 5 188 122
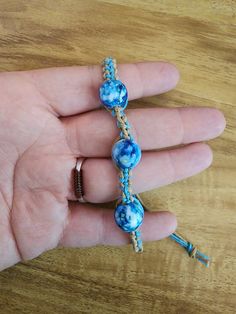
187 242 198 259
169 232 211 267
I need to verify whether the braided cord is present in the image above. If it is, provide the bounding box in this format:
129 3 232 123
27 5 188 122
102 57 143 252
102 57 118 81
101 57 210 261
101 57 211 262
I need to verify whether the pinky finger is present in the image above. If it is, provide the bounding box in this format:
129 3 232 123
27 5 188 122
58 203 177 248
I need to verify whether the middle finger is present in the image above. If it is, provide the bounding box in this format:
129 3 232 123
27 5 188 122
68 142 213 203
62 107 225 157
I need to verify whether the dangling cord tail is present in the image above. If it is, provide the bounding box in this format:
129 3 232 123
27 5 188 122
169 233 211 267
136 194 211 266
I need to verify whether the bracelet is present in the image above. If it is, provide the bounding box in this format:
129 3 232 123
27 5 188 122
99 56 211 266
99 57 144 253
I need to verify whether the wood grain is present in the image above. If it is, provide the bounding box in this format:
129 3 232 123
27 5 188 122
0 1 235 313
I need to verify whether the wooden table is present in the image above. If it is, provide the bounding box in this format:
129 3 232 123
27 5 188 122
0 1 235 313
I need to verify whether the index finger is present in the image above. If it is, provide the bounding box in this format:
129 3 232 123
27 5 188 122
26 61 179 116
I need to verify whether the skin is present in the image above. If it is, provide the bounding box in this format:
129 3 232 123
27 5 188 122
0 62 226 271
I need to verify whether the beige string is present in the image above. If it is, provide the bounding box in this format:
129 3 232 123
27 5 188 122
114 106 130 139
130 231 143 253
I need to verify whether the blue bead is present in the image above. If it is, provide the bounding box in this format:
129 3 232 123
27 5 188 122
112 139 141 169
99 79 128 109
114 198 144 232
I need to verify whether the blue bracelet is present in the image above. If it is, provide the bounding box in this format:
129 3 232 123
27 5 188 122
99 57 144 252
99 57 211 265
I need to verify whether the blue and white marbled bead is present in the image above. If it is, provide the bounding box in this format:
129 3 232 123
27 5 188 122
114 197 144 232
99 79 128 109
112 138 141 169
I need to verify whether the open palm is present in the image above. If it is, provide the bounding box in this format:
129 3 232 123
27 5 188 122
0 62 225 271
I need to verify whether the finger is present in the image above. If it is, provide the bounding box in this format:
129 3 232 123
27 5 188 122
68 143 212 203
26 62 179 116
62 107 225 157
59 203 177 248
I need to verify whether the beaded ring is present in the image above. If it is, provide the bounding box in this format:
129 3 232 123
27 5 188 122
99 57 144 253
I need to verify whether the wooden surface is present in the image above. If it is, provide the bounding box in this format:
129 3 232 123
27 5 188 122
0 1 235 313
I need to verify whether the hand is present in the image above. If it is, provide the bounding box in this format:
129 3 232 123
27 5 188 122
0 62 225 271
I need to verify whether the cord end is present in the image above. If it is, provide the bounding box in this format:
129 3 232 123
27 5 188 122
187 244 211 267
170 233 211 267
